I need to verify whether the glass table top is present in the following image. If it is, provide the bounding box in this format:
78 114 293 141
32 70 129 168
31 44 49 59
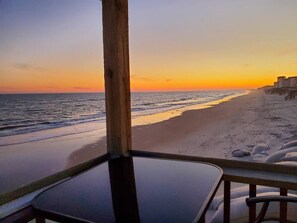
33 157 222 223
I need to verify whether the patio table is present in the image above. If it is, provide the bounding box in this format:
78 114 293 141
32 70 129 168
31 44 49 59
33 156 222 223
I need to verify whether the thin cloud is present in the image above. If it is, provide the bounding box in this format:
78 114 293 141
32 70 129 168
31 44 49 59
243 64 250 67
251 46 297 56
0 87 19 93
72 87 92 90
131 75 157 82
278 47 297 55
132 75 173 83
46 85 59 89
0 87 15 90
14 63 31 70
13 63 47 72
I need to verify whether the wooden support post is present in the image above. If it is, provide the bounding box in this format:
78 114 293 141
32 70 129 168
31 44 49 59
224 180 230 223
102 0 131 155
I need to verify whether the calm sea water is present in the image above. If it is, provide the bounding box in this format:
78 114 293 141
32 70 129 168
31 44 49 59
0 91 243 138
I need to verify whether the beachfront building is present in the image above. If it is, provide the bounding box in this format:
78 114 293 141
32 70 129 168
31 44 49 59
275 76 297 88
277 76 286 88
288 76 297 88
274 82 278 88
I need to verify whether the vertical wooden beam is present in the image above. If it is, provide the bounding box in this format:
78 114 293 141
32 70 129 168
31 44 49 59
102 0 131 155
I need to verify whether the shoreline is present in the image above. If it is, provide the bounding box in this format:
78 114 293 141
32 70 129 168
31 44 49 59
2 90 297 194
0 90 247 147
132 90 249 126
66 90 250 166
76 89 297 163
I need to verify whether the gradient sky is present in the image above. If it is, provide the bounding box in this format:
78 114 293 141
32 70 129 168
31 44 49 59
1 0 297 93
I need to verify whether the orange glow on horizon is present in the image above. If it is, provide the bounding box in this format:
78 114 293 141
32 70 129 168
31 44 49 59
1 1 297 94
1 70 293 94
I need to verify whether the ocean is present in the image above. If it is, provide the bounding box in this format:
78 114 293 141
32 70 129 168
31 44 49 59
0 90 247 193
0 90 244 144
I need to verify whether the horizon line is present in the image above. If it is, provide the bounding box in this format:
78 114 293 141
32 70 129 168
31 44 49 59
0 88 254 95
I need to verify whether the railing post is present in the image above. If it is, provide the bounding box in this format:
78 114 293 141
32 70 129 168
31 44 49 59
102 0 131 156
280 188 288 223
224 180 231 223
36 217 46 223
198 214 205 223
249 184 256 223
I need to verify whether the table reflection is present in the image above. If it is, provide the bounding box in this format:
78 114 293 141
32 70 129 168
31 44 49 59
108 157 140 222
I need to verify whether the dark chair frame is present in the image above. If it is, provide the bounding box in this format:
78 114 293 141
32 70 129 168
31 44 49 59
246 195 297 223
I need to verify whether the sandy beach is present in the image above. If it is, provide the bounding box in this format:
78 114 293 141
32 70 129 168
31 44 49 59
1 90 297 194
132 90 297 160
69 89 297 164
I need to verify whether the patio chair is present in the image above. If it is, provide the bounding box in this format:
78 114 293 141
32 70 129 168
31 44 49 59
246 195 297 223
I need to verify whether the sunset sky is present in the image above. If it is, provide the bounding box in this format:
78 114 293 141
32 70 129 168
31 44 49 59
1 0 297 93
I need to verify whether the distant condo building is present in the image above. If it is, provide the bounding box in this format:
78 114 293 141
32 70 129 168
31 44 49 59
274 76 297 88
